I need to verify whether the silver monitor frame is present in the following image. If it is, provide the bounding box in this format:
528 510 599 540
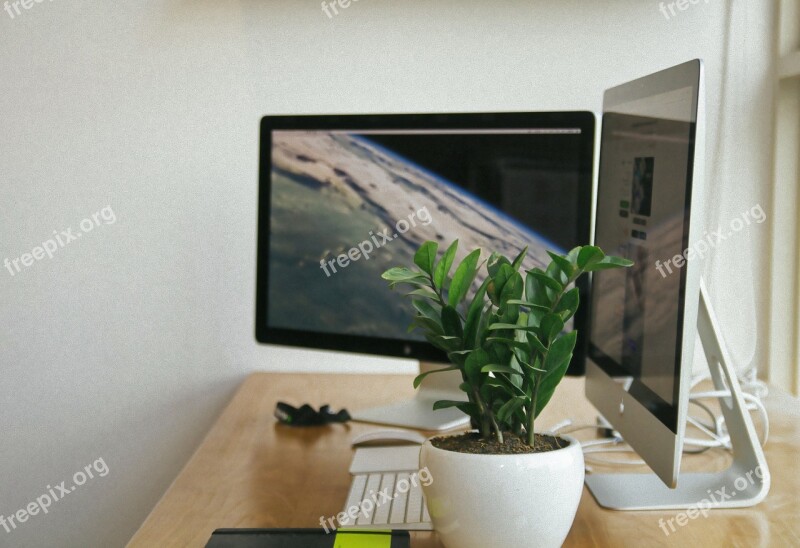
584 59 769 509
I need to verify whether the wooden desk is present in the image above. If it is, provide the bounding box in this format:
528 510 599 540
128 373 800 547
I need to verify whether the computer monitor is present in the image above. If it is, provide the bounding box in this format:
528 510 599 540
585 60 768 509
256 112 596 428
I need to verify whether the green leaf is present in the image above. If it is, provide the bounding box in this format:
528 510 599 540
540 313 565 344
518 360 547 374
414 241 439 276
383 267 430 290
526 306 545 330
498 272 523 324
441 305 464 340
566 246 581 263
547 251 575 278
546 258 568 286
489 263 515 306
497 397 526 423
485 337 531 352
525 270 552 308
554 287 580 322
413 365 459 388
432 399 471 411
408 316 444 335
577 246 605 270
483 378 513 395
526 332 548 353
406 288 439 301
499 271 524 302
389 279 432 290
447 351 469 368
487 323 540 332
448 248 482 308
534 358 571 417
425 333 462 352
487 252 511 278
434 240 459 289
382 266 425 282
506 299 550 312
584 255 634 272
543 330 577 374
511 247 528 271
464 348 490 384
474 305 495 348
455 402 480 417
527 268 563 292
412 299 441 324
480 364 523 376
463 278 491 349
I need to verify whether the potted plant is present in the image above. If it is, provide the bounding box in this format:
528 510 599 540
382 240 631 548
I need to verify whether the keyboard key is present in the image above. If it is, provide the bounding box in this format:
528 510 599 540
356 474 383 525
389 473 410 524
341 474 367 526
371 473 395 525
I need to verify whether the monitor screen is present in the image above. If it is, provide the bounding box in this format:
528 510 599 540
256 113 594 369
589 74 700 431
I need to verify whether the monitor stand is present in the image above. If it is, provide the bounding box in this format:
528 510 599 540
350 362 471 431
585 280 770 510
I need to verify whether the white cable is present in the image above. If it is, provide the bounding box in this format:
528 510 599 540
545 419 573 434
686 376 770 449
548 364 770 463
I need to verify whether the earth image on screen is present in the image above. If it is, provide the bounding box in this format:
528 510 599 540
268 131 566 341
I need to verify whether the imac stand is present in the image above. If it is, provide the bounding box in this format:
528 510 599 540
585 280 770 510
350 363 471 431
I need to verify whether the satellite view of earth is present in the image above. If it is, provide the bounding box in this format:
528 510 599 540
267 130 566 341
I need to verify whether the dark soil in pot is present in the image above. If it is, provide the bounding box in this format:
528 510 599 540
431 432 568 455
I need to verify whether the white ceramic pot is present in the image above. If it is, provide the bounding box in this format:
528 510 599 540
419 434 584 548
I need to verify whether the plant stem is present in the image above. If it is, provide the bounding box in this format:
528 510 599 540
527 379 539 446
471 387 488 435
489 411 504 444
427 273 448 310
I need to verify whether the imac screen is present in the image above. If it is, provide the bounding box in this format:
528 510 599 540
589 85 698 430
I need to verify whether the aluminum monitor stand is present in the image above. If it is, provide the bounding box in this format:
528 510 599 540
585 280 770 509
351 363 471 431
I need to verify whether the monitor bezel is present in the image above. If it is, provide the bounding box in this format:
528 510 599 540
256 111 596 373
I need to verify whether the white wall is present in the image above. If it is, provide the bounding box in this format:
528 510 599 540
0 1 776 546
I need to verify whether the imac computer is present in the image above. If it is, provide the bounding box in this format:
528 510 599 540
585 59 769 509
256 112 595 430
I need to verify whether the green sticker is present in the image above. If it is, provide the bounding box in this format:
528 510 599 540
334 529 393 548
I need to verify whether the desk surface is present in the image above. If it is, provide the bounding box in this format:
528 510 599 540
128 373 800 547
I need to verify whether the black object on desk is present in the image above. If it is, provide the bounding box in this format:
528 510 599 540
206 528 410 548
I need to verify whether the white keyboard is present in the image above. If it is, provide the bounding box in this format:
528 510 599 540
340 446 432 530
